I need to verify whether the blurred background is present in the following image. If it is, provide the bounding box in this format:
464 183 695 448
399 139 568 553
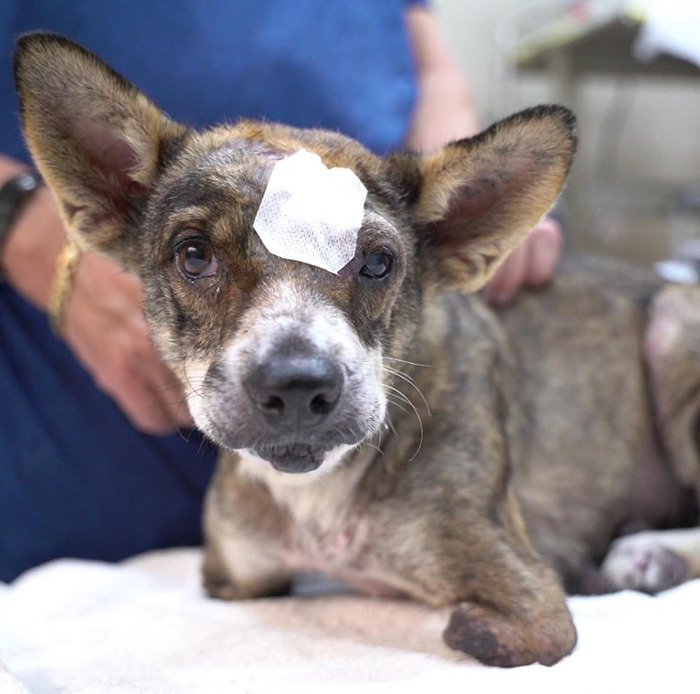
432 0 699 272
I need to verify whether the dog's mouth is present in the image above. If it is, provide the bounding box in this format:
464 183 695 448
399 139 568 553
251 443 328 473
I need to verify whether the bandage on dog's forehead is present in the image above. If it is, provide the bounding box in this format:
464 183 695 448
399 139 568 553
252 149 368 274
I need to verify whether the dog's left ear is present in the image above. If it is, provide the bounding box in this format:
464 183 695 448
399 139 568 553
14 32 188 270
391 106 576 292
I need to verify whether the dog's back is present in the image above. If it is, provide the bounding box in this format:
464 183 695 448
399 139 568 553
379 254 697 595
497 257 697 589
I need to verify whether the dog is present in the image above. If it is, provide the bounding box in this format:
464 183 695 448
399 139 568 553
14 32 700 668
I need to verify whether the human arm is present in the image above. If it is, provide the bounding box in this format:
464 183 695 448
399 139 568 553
403 5 562 305
0 152 193 434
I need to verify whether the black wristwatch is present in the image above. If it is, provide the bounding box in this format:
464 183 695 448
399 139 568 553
0 171 43 281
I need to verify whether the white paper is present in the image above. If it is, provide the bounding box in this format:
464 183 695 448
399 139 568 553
633 0 700 68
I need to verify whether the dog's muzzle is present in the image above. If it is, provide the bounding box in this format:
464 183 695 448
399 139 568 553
243 352 344 472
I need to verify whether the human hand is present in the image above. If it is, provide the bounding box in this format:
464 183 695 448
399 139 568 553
4 182 193 435
483 217 563 307
62 252 195 434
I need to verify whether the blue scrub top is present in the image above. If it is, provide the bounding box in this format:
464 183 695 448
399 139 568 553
0 0 425 582
1 0 424 161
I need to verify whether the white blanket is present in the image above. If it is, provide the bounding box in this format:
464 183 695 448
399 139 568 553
0 548 696 693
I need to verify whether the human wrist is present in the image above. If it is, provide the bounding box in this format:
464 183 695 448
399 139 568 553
1 182 68 311
0 170 44 277
0 154 34 267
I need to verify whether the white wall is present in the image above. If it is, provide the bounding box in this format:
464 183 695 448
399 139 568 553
431 0 700 262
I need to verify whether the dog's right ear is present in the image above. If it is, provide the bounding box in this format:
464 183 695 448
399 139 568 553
14 32 188 270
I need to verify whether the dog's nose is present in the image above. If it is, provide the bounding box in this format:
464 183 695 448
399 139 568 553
245 355 343 431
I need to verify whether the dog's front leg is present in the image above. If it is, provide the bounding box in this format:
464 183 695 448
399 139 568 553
202 458 294 600
441 545 576 668
370 490 576 667
202 533 293 601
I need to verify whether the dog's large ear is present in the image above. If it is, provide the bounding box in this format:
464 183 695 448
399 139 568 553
14 32 188 269
392 106 576 292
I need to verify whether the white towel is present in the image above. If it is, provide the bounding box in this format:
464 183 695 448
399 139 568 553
0 548 697 693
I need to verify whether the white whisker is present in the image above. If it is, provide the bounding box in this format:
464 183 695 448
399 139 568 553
383 366 431 416
385 384 424 462
385 356 435 369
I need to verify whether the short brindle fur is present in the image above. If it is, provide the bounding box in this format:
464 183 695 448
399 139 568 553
15 32 700 667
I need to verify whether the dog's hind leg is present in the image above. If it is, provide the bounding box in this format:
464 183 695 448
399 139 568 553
599 285 700 596
600 527 700 593
645 284 700 491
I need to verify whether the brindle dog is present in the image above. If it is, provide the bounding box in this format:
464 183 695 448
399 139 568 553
14 33 700 667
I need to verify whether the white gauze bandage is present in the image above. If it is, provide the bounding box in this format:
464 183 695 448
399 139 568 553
253 149 368 274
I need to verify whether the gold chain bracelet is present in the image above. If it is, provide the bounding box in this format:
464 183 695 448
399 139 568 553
48 239 81 335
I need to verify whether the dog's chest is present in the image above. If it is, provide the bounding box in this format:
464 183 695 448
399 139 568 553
220 444 412 598
250 457 404 595
269 472 370 571
274 489 405 598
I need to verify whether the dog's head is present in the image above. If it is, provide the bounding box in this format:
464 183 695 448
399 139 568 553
14 33 575 478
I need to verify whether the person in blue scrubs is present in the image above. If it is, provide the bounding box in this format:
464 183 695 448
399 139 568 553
0 1 561 581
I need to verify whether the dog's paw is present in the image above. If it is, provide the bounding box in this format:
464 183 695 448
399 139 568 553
203 574 245 601
601 537 688 594
443 603 576 667
203 573 292 601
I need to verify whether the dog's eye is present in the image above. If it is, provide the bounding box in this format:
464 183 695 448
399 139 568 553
360 251 393 280
176 240 218 279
